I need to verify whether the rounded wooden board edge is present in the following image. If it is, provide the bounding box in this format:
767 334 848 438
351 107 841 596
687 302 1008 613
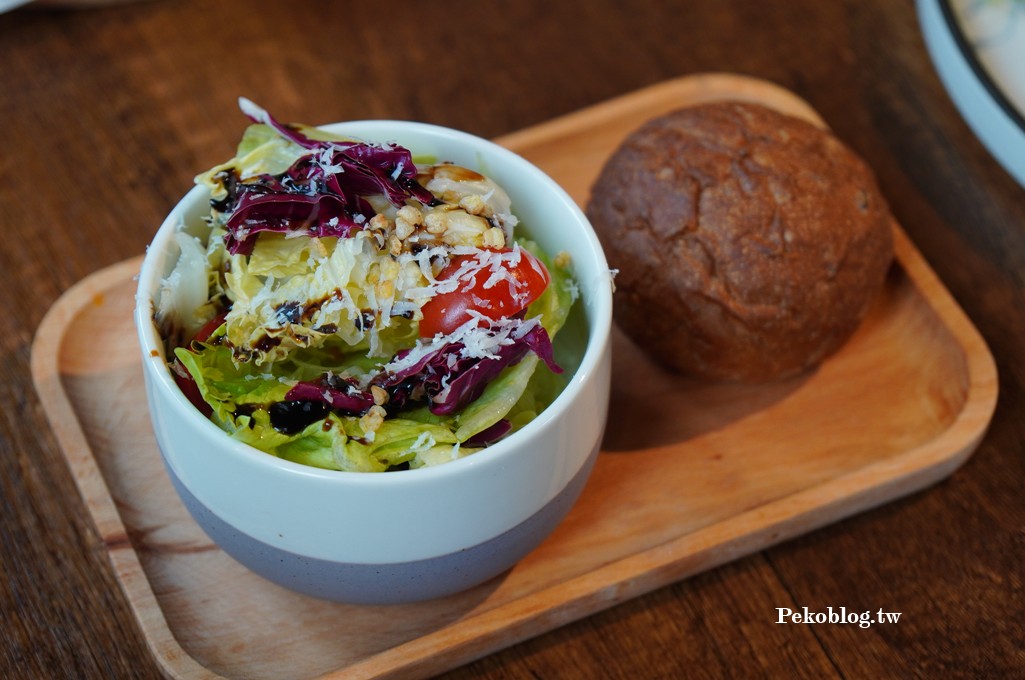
496 70 997 476
495 71 827 151
345 73 1001 680
25 73 1002 680
30 257 221 680
887 226 998 463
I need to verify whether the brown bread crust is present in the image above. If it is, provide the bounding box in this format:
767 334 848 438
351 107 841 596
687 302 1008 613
586 102 894 381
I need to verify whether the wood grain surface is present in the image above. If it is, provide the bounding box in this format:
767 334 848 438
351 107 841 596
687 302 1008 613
3 1 1025 678
28 75 998 679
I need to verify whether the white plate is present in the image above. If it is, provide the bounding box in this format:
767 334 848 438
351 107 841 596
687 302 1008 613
919 0 1025 188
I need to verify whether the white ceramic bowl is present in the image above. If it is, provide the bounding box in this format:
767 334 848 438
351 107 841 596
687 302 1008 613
135 120 612 604
919 0 1025 188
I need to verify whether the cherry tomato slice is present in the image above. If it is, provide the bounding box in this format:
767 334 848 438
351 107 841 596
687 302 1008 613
170 311 225 418
193 310 227 344
419 248 550 338
171 359 214 418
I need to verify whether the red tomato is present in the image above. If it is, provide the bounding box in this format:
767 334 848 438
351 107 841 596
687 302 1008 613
419 248 550 338
171 359 214 418
171 311 224 418
193 310 227 344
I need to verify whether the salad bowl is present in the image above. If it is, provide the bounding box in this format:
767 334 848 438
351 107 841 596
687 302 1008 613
134 118 613 604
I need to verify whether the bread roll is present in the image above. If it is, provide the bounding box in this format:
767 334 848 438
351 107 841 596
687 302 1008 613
586 101 893 381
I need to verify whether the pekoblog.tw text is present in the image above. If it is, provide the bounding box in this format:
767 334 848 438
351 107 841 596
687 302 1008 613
776 607 901 629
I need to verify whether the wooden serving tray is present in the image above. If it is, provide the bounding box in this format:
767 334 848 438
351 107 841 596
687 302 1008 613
31 74 998 680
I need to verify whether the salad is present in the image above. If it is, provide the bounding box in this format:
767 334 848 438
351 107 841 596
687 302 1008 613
154 99 579 472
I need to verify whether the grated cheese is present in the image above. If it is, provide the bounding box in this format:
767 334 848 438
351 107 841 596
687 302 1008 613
212 154 555 372
407 431 436 454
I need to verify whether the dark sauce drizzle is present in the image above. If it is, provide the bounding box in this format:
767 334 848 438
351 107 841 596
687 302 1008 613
270 400 332 435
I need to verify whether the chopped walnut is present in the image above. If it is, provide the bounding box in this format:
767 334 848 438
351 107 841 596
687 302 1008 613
554 251 573 269
482 226 506 249
394 217 416 240
396 205 423 225
388 235 403 256
369 214 391 232
458 194 490 217
424 212 448 235
360 405 387 433
370 385 389 406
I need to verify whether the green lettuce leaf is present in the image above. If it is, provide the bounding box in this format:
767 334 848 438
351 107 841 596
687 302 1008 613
173 237 581 470
450 239 576 441
174 341 291 428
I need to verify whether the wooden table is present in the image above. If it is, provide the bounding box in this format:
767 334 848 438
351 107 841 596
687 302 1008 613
3 1 1023 677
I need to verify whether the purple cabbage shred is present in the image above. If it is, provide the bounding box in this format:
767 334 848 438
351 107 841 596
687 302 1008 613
275 315 560 446
218 99 436 255
372 321 561 416
463 419 512 447
285 375 374 415
231 101 562 449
